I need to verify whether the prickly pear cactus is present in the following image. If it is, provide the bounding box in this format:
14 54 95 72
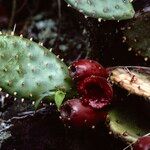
0 34 72 107
65 0 135 20
109 66 150 100
107 66 150 143
122 8 150 61
107 100 150 143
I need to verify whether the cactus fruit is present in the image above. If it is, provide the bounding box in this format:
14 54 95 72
133 135 150 150
109 66 150 100
60 99 107 128
0 34 72 109
69 59 113 110
77 76 113 109
69 59 108 81
122 7 150 61
64 0 135 20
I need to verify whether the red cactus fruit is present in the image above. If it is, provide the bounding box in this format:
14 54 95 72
69 59 108 81
60 99 107 128
133 136 150 150
77 76 113 109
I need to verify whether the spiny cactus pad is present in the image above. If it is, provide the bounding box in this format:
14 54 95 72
65 0 135 20
123 11 150 61
109 66 150 100
107 100 150 143
0 34 72 107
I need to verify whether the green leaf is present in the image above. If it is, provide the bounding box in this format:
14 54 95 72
54 90 66 109
34 97 43 110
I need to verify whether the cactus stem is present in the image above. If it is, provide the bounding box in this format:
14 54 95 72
110 67 150 99
65 0 134 20
0 34 72 108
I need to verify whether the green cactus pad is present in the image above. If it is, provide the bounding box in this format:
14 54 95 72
0 34 72 105
107 100 150 143
123 11 150 61
65 0 135 20
109 66 150 100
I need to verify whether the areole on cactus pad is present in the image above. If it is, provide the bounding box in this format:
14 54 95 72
64 0 135 20
0 34 72 109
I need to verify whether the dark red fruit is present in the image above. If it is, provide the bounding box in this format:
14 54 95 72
133 136 150 150
60 99 107 128
77 76 113 109
69 59 108 81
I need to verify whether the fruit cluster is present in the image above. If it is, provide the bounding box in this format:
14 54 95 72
60 59 113 128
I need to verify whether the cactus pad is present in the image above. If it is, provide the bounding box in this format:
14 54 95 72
108 66 150 143
109 66 150 100
0 34 72 106
123 11 150 61
107 100 150 143
65 0 135 20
